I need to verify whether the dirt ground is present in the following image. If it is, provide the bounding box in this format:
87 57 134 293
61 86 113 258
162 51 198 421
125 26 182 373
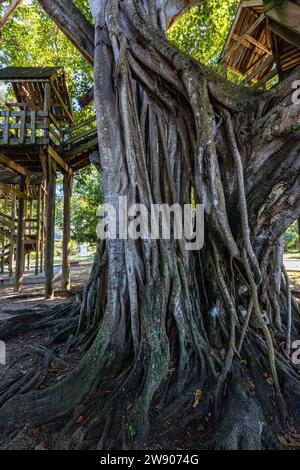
0 264 92 450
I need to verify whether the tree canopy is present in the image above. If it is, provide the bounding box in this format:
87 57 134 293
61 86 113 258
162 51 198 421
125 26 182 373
0 0 240 244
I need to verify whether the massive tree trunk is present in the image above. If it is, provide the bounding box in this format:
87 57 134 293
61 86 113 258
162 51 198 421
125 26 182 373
0 0 300 450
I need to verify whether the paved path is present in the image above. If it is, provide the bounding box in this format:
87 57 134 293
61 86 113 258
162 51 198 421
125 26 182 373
284 258 300 272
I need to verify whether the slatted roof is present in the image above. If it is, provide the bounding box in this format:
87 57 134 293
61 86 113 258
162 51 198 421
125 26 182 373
220 0 300 86
0 66 60 80
0 66 73 122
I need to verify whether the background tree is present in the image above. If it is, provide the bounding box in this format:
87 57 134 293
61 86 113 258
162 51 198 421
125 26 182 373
56 167 103 245
0 0 299 451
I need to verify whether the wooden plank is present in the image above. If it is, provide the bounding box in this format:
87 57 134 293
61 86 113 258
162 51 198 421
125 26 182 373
255 68 277 87
0 154 29 177
63 136 98 159
64 115 96 134
242 54 274 84
30 110 36 144
243 33 272 55
19 111 26 144
67 126 97 145
51 80 74 123
0 137 48 145
48 145 72 175
0 111 48 117
232 32 265 55
3 110 9 144
223 13 266 62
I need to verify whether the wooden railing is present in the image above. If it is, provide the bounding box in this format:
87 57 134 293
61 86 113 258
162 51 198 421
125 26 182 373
63 115 97 150
0 210 37 234
0 110 52 145
0 110 98 153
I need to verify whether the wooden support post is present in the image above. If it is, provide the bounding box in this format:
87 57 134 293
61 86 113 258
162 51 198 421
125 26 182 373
0 195 6 274
40 182 45 273
62 172 72 291
9 194 16 277
35 185 41 276
14 177 26 292
27 199 33 271
44 154 56 299
298 217 300 252
44 82 51 140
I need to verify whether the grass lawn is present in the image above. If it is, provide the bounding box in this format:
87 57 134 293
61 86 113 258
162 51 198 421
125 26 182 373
284 252 300 260
53 255 95 263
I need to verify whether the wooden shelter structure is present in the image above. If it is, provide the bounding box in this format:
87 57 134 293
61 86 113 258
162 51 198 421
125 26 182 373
220 0 300 86
0 67 98 299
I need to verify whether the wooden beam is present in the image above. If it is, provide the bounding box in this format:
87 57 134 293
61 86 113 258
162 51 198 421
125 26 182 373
255 68 278 87
223 13 266 62
48 145 72 175
35 185 41 276
51 80 74 123
0 0 23 29
0 154 29 177
40 181 46 273
242 55 275 84
232 32 266 56
62 173 72 291
14 176 26 292
44 154 56 299
243 33 272 56
8 193 15 277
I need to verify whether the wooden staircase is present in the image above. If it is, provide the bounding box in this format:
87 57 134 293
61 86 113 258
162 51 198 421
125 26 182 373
0 208 38 270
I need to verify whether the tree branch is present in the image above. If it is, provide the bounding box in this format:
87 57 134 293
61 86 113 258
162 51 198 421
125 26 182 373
37 0 94 64
162 0 203 28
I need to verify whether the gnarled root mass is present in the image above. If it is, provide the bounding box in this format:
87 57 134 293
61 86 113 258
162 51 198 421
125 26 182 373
0 0 300 450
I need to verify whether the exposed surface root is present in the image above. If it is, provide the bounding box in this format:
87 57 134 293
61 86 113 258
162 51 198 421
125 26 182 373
215 362 265 450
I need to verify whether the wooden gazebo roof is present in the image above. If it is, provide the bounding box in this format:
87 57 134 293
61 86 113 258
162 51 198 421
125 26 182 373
220 0 300 86
0 66 73 122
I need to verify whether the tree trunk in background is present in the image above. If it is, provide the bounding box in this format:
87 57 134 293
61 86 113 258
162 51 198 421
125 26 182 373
0 0 300 451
